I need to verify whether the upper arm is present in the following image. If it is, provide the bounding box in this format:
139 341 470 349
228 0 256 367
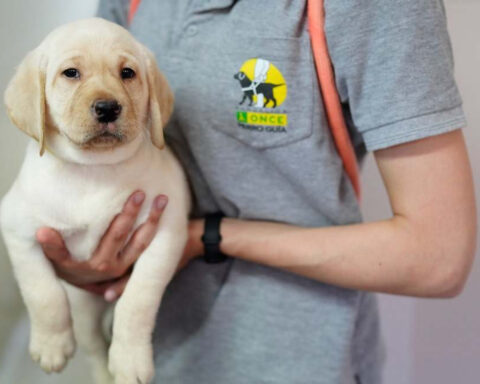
324 0 466 151
324 0 476 292
374 130 477 292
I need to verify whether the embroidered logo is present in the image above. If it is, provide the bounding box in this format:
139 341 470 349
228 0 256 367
234 58 288 133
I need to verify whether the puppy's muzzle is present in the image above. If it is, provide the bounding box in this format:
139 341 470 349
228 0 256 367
91 99 122 123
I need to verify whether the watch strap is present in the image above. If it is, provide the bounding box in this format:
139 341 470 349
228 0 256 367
202 213 227 263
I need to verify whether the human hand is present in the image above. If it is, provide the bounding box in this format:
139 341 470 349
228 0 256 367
178 218 204 269
36 190 169 301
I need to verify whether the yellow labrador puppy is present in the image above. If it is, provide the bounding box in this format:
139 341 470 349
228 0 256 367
0 18 190 384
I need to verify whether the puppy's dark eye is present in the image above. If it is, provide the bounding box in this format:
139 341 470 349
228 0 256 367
121 68 136 80
63 68 80 79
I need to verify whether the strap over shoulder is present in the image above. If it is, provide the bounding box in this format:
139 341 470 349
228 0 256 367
128 0 141 25
308 0 362 201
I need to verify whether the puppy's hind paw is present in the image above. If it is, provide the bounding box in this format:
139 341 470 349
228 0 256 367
109 341 154 384
29 328 76 373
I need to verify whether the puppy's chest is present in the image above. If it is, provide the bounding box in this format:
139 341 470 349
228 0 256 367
32 170 170 261
37 188 131 261
13 145 177 261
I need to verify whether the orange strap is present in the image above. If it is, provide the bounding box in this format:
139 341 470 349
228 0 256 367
308 0 361 201
128 0 361 201
128 0 141 25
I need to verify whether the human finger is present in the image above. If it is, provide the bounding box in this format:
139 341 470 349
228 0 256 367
91 190 146 270
120 195 168 267
76 282 109 296
103 273 131 302
78 272 131 301
36 227 71 263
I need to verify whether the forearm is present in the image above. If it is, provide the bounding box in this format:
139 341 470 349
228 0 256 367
215 131 476 299
219 215 469 298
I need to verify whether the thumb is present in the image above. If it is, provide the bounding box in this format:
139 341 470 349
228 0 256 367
36 227 70 262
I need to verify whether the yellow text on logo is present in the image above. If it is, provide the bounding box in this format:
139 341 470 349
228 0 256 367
237 111 288 127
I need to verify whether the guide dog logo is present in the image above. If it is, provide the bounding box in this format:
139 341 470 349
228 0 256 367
234 58 288 134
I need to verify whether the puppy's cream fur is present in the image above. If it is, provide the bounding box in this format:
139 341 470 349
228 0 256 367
0 18 190 384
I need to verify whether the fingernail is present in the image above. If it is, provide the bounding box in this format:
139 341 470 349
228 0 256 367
154 195 168 211
132 191 145 205
104 290 117 302
35 229 50 243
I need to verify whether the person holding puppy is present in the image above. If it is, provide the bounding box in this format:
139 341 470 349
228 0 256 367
37 0 477 383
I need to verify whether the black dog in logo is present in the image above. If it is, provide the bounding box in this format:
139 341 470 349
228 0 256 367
233 71 284 108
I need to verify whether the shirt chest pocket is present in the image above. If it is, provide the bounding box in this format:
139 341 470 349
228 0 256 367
186 36 316 149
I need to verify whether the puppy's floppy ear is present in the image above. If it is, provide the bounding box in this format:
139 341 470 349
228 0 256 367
4 49 47 156
143 46 174 150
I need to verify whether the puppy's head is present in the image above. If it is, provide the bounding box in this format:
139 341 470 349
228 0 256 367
4 18 173 162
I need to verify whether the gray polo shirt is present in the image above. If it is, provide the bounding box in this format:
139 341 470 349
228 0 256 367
98 1 466 383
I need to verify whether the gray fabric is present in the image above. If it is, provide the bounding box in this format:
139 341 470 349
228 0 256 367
324 0 466 151
97 1 466 383
97 0 130 28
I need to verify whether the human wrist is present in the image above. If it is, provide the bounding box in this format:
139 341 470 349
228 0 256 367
218 217 242 257
185 219 205 261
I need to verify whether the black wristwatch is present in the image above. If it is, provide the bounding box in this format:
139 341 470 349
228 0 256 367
202 213 227 263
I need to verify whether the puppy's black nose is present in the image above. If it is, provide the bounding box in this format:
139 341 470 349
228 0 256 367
92 100 122 123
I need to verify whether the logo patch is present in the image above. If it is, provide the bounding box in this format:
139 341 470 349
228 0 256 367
234 58 288 134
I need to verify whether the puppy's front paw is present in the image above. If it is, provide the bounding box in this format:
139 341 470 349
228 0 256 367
30 327 76 373
108 341 154 384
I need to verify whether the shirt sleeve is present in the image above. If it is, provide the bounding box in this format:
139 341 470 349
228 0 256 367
324 0 467 151
97 0 130 27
